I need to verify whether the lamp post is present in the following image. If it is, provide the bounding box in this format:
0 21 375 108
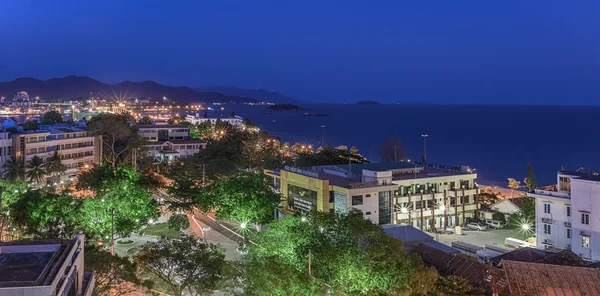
421 134 428 165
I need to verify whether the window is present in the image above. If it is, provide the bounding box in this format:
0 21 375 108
567 228 572 239
544 204 551 214
567 206 571 217
365 211 371 215
544 224 551 234
582 236 590 248
582 213 590 225
329 192 334 203
352 195 363 206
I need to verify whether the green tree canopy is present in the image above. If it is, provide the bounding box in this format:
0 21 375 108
2 156 25 182
525 163 538 193
26 155 47 184
41 110 64 124
431 275 485 296
168 213 190 231
88 113 141 167
245 211 437 295
136 235 227 296
23 120 39 131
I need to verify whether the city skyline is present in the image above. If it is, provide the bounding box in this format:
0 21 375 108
1 1 598 105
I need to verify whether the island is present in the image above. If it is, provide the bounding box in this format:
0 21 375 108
266 104 302 110
356 100 379 105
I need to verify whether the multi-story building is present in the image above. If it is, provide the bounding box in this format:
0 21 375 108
0 233 95 296
137 123 206 163
0 132 12 173
11 124 103 184
265 162 479 228
530 170 600 261
185 113 243 127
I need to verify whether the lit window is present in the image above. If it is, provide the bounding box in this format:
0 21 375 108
582 213 590 225
582 236 590 248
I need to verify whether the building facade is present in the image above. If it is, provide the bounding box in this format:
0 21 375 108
185 113 243 126
11 124 102 185
530 170 600 261
0 132 12 174
0 233 95 296
137 123 206 163
265 162 479 227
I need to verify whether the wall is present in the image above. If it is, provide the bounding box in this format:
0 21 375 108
570 179 600 260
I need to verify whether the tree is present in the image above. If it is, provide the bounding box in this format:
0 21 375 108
85 245 152 296
525 163 538 193
41 110 64 124
380 137 405 162
2 156 25 182
431 275 485 296
46 151 66 184
136 235 227 296
507 178 521 198
88 113 139 167
0 181 27 240
200 172 281 224
247 211 437 295
168 214 190 231
26 155 47 184
478 192 499 207
138 116 153 124
23 120 39 131
492 212 506 224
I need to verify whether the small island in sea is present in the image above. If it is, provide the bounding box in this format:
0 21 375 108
266 104 302 110
356 100 379 105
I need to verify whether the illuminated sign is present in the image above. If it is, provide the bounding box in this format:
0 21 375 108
334 192 347 214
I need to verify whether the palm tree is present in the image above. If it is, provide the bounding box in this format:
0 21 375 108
46 151 66 184
26 155 47 184
2 156 25 182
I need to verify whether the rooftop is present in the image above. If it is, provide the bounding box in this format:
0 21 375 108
17 124 88 135
383 224 433 243
0 239 76 288
391 167 476 181
333 162 417 172
560 170 600 182
137 124 189 129
489 247 553 266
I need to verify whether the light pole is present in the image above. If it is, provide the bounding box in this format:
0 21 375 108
421 134 428 165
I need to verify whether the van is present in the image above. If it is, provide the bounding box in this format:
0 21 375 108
484 219 504 229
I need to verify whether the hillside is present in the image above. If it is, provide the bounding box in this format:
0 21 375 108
0 76 257 103
195 86 304 104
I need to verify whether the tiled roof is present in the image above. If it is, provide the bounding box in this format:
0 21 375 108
490 247 552 266
501 260 600 296
534 250 589 267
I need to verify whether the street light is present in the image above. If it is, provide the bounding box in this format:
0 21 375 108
522 224 530 231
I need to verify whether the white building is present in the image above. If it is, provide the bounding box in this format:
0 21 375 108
0 132 12 175
11 124 103 185
185 113 243 127
137 123 206 163
530 170 600 261
0 233 95 296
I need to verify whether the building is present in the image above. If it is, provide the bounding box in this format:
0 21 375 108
0 233 95 296
185 113 243 127
479 197 524 221
137 123 206 163
530 169 600 261
265 162 479 227
11 124 103 185
0 132 12 174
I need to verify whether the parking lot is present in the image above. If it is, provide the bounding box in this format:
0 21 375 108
435 227 533 248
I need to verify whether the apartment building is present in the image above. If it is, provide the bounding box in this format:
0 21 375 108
0 132 12 173
185 113 244 126
137 123 206 163
530 170 600 261
11 124 102 184
265 162 479 227
0 233 95 296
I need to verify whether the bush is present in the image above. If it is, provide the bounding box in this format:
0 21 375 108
492 212 506 224
168 214 190 231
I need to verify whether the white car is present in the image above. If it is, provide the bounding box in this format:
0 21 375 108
466 222 487 231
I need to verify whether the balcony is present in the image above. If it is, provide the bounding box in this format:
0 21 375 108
564 222 572 227
541 218 553 224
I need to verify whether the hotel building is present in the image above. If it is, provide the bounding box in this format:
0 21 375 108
530 170 600 261
265 162 479 228
137 124 206 163
0 233 95 296
11 124 103 184
185 113 244 127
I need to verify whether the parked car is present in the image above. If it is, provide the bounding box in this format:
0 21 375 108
483 219 505 229
466 222 487 231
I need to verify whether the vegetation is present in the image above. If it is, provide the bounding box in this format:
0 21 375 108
524 163 538 193
46 151 67 184
23 120 39 131
41 110 64 124
380 137 406 162
507 178 521 198
295 144 366 167
431 275 485 296
241 211 437 295
142 222 182 239
25 155 47 184
492 212 506 224
88 113 143 167
168 214 190 231
1 156 25 182
136 235 228 296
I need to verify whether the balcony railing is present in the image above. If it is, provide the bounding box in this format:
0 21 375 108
541 218 553 224
564 222 572 227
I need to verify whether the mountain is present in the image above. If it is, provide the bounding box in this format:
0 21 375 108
0 76 257 103
195 86 305 104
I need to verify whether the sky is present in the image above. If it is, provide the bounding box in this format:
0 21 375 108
0 0 598 104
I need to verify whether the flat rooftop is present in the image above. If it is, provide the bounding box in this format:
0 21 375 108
392 168 475 181
137 124 189 129
560 170 600 182
333 162 416 172
0 240 75 288
17 124 88 135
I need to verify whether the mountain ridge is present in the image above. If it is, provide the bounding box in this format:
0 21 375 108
0 76 258 103
195 86 305 104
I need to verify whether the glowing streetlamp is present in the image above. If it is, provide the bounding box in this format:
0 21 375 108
522 224 530 231
400 207 408 214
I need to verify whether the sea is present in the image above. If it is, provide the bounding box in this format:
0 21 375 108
205 104 600 186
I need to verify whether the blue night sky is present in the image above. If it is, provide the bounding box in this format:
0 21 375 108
0 0 598 104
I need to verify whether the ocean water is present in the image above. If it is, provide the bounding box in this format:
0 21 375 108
208 104 600 186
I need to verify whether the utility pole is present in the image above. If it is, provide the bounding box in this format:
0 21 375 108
202 163 206 186
421 134 428 165
111 208 115 256
308 248 312 277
